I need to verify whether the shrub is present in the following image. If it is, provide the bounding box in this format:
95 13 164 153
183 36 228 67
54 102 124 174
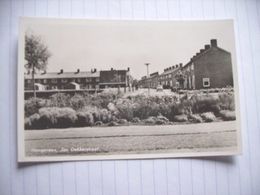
144 116 157 124
48 93 70 108
200 112 216 122
24 118 31 129
190 95 220 114
219 110 236 121
38 107 77 128
118 119 128 124
132 117 141 123
218 93 235 111
155 119 167 125
24 98 47 117
108 121 119 126
80 106 112 123
70 94 86 110
95 121 103 126
76 111 94 127
173 114 188 122
188 114 203 123
157 115 169 122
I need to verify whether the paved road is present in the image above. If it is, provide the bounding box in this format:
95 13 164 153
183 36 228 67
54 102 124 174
25 121 238 156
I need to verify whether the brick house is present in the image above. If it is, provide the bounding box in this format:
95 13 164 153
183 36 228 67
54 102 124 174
99 68 131 89
181 39 233 89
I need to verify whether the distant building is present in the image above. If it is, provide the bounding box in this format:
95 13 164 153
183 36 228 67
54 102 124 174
99 67 132 89
24 68 100 91
24 67 132 93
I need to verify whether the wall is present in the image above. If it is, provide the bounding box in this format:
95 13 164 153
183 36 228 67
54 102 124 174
194 47 233 89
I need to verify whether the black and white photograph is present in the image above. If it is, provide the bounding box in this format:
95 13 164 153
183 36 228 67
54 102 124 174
18 18 241 162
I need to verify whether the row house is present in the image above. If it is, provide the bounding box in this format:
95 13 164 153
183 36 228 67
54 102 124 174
138 39 234 90
24 68 131 91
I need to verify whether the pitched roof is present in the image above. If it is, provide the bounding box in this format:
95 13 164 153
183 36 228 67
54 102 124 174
24 71 100 79
183 45 230 68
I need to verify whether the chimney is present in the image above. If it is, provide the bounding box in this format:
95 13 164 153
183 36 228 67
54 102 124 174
176 64 179 68
94 68 97 72
172 66 175 69
75 69 80 74
210 39 217 47
200 49 204 53
127 67 130 71
58 69 63 74
196 52 199 56
204 44 210 50
111 68 113 71
179 63 183 68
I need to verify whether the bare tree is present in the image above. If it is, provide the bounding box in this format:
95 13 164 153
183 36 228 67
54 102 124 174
25 33 51 99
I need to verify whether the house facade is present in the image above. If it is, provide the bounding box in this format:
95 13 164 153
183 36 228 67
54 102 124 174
138 39 234 90
182 39 233 89
24 68 131 92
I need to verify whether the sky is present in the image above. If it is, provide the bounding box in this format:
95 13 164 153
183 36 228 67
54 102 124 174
21 18 237 80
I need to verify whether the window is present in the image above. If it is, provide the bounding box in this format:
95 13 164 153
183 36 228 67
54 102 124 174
61 79 67 83
43 79 47 84
51 79 57 83
27 79 31 84
203 78 210 87
76 78 81 83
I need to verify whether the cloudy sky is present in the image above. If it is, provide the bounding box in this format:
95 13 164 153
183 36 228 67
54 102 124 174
21 18 236 79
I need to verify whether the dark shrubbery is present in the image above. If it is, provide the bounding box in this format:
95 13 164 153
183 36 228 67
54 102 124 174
76 111 94 127
24 98 47 117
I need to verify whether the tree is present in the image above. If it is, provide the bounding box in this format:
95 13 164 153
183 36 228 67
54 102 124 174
25 33 51 99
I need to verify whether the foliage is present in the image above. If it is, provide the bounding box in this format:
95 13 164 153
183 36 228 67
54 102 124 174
173 114 188 122
37 107 77 129
200 112 216 122
219 110 236 121
24 97 47 117
188 114 203 123
48 93 70 108
25 33 51 71
76 111 94 127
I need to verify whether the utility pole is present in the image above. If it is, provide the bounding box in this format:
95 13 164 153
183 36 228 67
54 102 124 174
145 63 150 95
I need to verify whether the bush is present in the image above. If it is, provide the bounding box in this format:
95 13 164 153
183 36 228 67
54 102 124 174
219 110 236 121
24 98 47 117
190 95 220 114
48 93 70 108
173 114 188 122
76 111 94 127
200 112 216 122
188 114 203 123
38 107 77 128
24 113 40 129
70 94 86 110
132 117 141 123
144 116 157 124
81 106 112 123
218 93 235 111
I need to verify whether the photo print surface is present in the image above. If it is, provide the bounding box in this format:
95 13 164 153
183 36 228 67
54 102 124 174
18 18 241 162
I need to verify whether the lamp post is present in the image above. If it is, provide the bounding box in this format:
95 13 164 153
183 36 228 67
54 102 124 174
145 63 150 95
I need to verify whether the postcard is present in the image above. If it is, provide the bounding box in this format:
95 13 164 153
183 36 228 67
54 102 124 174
18 18 241 162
